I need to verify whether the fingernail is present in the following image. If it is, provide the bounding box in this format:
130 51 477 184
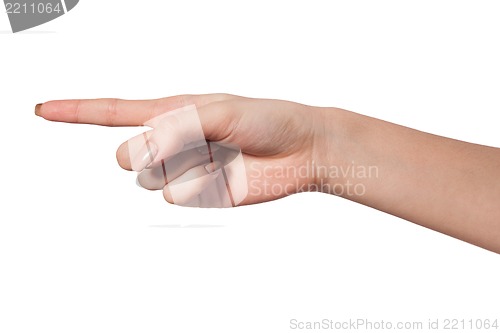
132 141 158 171
35 104 43 116
205 161 222 173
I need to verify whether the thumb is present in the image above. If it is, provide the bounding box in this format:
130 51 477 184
127 103 240 172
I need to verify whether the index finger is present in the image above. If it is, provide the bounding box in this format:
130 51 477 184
34 94 232 126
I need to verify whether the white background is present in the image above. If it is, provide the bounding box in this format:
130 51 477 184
1 1 499 332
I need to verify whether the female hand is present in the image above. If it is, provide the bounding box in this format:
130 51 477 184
36 94 328 207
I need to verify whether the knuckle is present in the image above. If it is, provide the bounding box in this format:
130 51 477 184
106 98 119 126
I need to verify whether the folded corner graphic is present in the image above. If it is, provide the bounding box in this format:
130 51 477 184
5 0 79 33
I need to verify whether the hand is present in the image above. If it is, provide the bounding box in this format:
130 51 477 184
36 94 328 206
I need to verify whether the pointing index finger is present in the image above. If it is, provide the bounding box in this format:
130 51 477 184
35 94 234 127
35 98 169 126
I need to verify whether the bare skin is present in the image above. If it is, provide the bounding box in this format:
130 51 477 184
35 94 500 253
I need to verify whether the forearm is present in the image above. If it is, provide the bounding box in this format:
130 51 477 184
315 107 500 253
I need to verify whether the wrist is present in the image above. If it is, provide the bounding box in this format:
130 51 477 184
310 106 356 196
